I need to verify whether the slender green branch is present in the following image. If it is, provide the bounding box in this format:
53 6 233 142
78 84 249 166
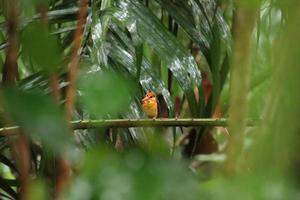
0 118 257 137
71 118 230 128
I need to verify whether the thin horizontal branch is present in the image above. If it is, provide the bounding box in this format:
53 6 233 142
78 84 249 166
0 118 257 137
72 118 231 128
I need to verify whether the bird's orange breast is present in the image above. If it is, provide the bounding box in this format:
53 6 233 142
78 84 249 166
142 99 158 118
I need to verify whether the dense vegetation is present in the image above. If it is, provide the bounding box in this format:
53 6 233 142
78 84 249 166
0 0 299 199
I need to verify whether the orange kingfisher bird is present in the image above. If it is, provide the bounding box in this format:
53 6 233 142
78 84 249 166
142 91 158 119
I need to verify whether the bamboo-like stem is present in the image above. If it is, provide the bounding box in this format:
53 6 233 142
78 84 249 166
72 118 230 128
224 3 258 175
0 118 257 137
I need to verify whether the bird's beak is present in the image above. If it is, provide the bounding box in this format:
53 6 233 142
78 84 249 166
142 96 150 102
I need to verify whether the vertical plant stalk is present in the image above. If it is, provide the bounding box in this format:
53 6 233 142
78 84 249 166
49 75 61 100
40 6 62 100
250 0 300 177
65 0 89 120
12 135 30 200
57 0 88 196
224 4 258 175
2 1 30 199
39 6 69 198
55 158 72 197
2 0 19 85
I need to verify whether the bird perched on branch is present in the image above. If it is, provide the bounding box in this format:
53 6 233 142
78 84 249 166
142 91 158 119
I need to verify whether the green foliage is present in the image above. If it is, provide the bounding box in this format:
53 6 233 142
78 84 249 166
114 0 202 116
21 22 62 74
2 88 71 153
78 72 136 118
65 148 199 200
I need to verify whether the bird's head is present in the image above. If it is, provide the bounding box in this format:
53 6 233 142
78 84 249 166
142 91 156 102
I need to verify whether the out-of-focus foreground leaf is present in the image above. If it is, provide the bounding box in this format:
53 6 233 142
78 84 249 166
78 71 136 118
64 148 199 200
21 22 62 74
1 88 71 153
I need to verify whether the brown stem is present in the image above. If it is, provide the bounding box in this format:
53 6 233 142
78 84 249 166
2 0 19 86
65 0 89 120
2 2 30 199
49 74 61 100
39 6 68 198
39 5 62 101
55 158 72 197
12 135 30 200
57 0 89 197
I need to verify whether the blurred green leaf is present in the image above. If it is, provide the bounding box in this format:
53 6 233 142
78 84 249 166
65 148 199 200
2 88 71 153
21 22 62 74
78 72 136 118
199 176 298 200
27 179 48 200
21 0 49 17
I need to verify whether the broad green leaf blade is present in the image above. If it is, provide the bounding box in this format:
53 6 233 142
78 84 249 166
107 25 173 113
157 0 211 59
89 4 173 116
90 1 114 68
105 29 172 141
114 0 202 116
2 89 71 153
